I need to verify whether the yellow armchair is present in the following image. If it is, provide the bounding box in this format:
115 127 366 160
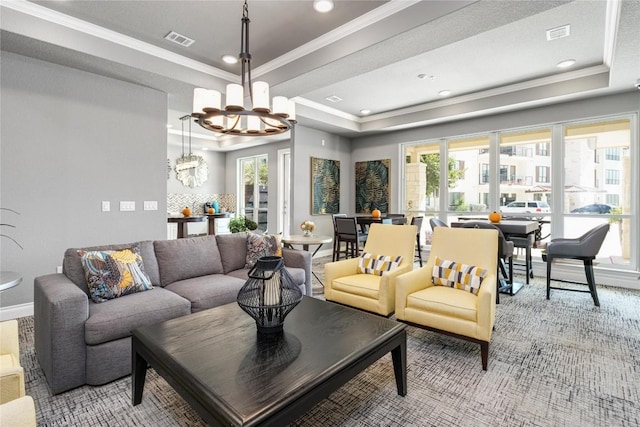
396 226 498 370
0 320 25 404
0 396 36 427
325 223 417 316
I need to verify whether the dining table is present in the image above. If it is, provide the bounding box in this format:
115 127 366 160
451 218 539 295
355 214 407 233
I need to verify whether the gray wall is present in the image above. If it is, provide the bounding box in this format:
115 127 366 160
351 92 640 212
0 52 168 308
291 126 351 237
167 136 226 196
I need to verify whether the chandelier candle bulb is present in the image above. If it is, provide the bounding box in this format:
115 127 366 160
287 100 296 121
208 114 224 129
202 89 221 113
252 81 270 112
247 115 261 133
226 84 244 111
272 96 289 117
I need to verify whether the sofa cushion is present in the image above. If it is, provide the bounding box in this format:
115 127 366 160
64 241 159 295
245 233 283 268
85 287 191 345
154 236 224 287
79 245 153 303
164 274 246 312
215 232 249 274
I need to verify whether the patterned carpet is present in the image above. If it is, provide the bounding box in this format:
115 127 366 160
17 257 640 426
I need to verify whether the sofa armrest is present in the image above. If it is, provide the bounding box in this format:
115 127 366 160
34 274 89 394
282 247 312 296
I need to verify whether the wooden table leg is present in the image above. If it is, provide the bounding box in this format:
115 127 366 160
177 223 188 238
391 330 407 396
132 344 147 406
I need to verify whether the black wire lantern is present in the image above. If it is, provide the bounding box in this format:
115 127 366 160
237 256 303 335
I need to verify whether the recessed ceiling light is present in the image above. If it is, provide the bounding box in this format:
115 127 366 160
313 0 334 13
438 90 452 97
325 95 342 103
222 54 238 64
360 109 371 115
556 59 576 68
417 74 434 80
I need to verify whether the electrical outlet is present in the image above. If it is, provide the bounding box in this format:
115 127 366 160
120 201 135 211
56 266 63 273
143 201 158 211
102 201 110 212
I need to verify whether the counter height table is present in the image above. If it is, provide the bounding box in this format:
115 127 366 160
167 215 207 239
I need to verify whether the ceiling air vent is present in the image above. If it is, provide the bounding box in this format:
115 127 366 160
546 25 570 41
164 31 195 47
325 95 343 103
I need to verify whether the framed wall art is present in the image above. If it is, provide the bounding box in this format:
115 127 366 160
311 157 340 215
355 159 390 213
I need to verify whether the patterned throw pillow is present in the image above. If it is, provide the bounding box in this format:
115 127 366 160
245 233 283 268
79 245 153 303
432 256 487 295
357 252 403 276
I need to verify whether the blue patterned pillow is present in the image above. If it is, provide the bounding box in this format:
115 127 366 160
432 256 487 295
79 244 153 303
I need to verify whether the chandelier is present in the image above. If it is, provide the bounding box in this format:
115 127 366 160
192 1 296 136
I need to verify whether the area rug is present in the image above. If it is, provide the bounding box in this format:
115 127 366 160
18 263 640 426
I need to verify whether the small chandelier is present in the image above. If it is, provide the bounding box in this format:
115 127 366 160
192 1 296 136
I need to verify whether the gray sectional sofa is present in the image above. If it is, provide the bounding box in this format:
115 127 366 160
34 233 311 394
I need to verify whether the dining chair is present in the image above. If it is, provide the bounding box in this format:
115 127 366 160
543 223 609 306
334 217 367 260
462 222 514 304
385 213 407 224
429 217 448 230
331 213 347 261
410 216 424 266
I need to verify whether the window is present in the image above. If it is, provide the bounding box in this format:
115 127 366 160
448 135 490 212
404 143 440 213
606 194 620 206
238 155 268 231
605 169 620 185
536 166 550 183
480 163 489 184
536 142 550 156
605 148 620 160
500 129 552 207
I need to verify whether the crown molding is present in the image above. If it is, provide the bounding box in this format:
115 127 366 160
252 0 421 77
1 0 238 82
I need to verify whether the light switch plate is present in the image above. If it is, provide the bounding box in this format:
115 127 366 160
120 201 135 211
101 201 110 212
143 201 158 211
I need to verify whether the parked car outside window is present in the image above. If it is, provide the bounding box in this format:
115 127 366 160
500 201 550 218
570 204 613 214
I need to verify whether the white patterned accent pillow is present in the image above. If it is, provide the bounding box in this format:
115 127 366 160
432 256 488 295
357 252 403 276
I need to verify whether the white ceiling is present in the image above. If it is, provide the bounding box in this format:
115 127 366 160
1 0 639 151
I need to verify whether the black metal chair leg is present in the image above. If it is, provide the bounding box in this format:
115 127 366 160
546 257 552 300
583 259 600 307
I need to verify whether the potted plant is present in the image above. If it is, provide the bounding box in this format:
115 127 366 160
229 216 258 233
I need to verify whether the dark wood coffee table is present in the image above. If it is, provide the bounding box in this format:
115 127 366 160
132 296 407 426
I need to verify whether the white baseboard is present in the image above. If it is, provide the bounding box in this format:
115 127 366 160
0 303 34 321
